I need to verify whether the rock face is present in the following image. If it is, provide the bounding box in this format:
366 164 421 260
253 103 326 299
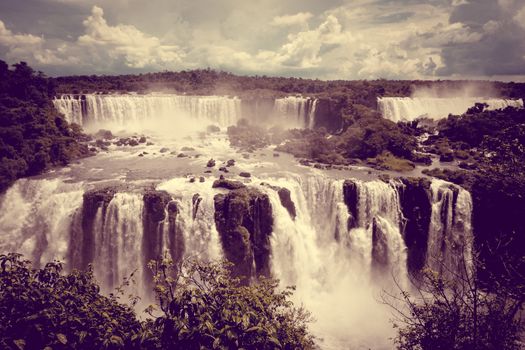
78 187 116 269
314 98 342 132
212 179 246 190
277 188 296 220
214 187 273 283
143 190 183 268
343 180 359 231
372 217 389 274
397 177 432 274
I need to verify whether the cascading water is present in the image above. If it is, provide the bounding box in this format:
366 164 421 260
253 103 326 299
378 96 524 122
427 179 473 278
53 93 242 131
273 96 318 129
257 174 409 349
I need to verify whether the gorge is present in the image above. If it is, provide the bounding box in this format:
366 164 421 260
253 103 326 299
0 91 485 349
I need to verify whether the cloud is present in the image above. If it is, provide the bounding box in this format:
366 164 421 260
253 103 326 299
271 12 313 28
0 0 524 80
77 6 184 69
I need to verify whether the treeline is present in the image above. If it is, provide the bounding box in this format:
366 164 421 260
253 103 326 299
53 69 525 109
0 61 90 192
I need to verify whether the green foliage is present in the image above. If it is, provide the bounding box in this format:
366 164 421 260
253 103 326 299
387 265 524 350
0 60 91 193
148 257 315 350
0 253 142 350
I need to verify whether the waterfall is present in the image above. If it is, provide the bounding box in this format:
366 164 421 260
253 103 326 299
378 97 524 122
53 93 242 131
0 174 474 349
273 96 318 129
0 179 84 267
427 179 473 278
92 193 145 296
258 175 408 348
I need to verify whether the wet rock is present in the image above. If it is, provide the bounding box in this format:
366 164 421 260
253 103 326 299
343 180 359 231
159 147 169 153
439 152 454 162
146 142 154 146
189 177 196 183
199 176 205 183
204 170 212 174
219 167 229 173
143 151 149 155
139 136 147 143
273 153 280 157
299 159 311 166
143 190 184 278
138 153 144 157
372 217 389 274
207 159 216 167
277 188 296 220
212 179 246 190
397 177 432 274
207 125 221 133
177 153 187 158
128 139 139 147
192 193 202 220
242 153 250 159
214 187 273 282
239 172 251 178
226 159 235 167
181 146 195 151
94 129 113 140
80 187 117 269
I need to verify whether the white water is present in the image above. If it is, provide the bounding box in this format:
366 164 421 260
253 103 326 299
273 96 318 129
378 96 524 122
53 93 242 132
92 192 146 296
258 174 408 349
0 179 83 267
427 179 473 278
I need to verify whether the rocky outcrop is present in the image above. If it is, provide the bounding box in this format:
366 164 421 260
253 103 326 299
277 188 297 220
343 180 359 231
372 217 389 274
212 178 246 190
214 187 273 283
77 187 116 269
314 98 342 132
397 177 432 274
143 190 183 267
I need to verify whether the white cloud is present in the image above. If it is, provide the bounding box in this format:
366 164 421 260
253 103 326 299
271 12 313 28
514 6 525 29
77 6 184 68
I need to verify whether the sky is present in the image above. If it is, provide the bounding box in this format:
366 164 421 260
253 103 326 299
0 0 525 80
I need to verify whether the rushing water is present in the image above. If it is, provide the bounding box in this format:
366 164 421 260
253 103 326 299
378 96 524 122
0 93 476 349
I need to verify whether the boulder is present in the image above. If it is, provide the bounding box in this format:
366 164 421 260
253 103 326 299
212 179 246 190
207 159 216 167
239 172 251 178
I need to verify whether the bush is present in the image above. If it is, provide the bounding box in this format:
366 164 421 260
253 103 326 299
148 257 315 350
0 253 142 350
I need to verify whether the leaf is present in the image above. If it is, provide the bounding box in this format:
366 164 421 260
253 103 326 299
13 339 25 350
56 333 67 345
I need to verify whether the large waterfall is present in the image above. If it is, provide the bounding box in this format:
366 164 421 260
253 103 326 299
53 94 242 131
0 174 473 349
52 94 319 131
273 96 318 129
378 96 524 122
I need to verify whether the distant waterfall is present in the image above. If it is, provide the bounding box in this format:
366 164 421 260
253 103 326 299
273 96 318 129
53 94 242 130
427 179 473 278
378 97 524 122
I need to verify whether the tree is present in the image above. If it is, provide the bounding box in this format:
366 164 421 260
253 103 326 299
147 256 315 350
383 246 525 350
0 253 143 350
